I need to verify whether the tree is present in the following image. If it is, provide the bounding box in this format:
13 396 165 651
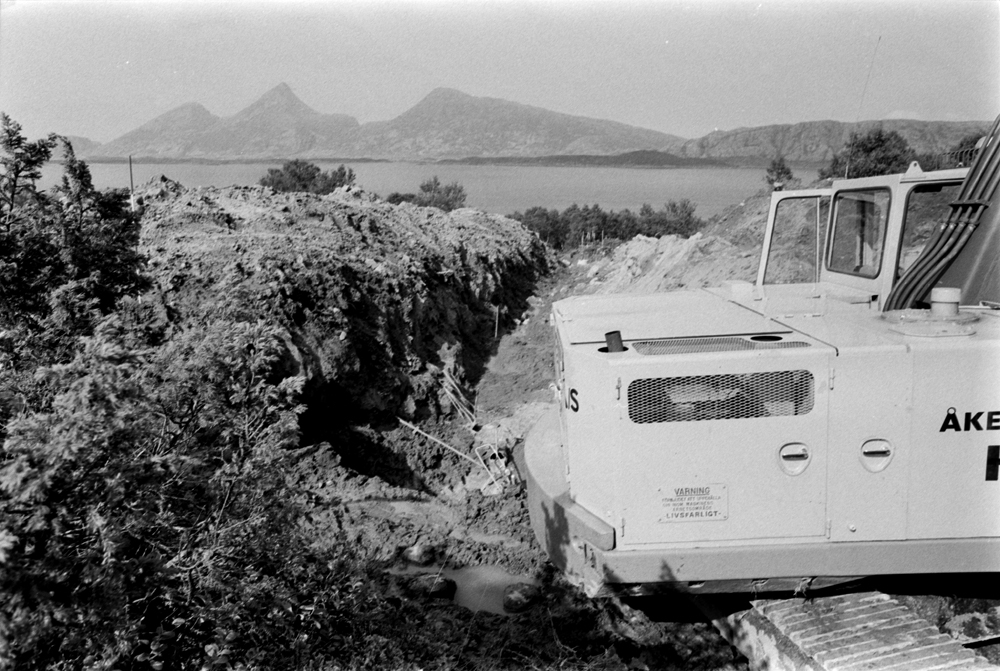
512 206 567 248
414 175 467 212
951 131 984 155
0 114 57 228
385 176 467 212
259 159 355 195
765 156 794 190
820 127 915 179
511 199 703 250
0 122 147 355
637 199 703 238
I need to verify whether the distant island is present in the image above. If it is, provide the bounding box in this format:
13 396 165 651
63 83 989 166
439 150 725 168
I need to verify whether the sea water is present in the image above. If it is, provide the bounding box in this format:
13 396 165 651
38 161 814 219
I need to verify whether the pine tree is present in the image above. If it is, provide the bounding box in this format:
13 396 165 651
765 155 794 190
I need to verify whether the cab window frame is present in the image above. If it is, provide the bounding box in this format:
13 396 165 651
894 180 962 281
826 187 892 280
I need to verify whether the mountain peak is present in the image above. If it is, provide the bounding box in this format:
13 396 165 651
413 88 478 109
234 83 319 120
426 87 472 100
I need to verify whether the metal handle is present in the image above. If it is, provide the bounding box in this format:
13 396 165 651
781 450 809 461
862 446 891 457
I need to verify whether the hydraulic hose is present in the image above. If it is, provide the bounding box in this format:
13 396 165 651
904 218 982 306
886 114 1000 310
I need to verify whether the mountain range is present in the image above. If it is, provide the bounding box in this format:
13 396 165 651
79 83 989 165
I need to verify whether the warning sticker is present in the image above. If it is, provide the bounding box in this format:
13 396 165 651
658 484 728 523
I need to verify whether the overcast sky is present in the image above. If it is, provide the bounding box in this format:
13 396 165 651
1 0 997 143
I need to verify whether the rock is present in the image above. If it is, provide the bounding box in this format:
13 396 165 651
402 541 436 566
410 573 457 600
502 582 540 613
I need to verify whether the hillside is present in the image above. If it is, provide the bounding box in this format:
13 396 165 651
97 84 360 159
77 83 988 164
676 119 990 166
352 87 687 159
91 84 685 161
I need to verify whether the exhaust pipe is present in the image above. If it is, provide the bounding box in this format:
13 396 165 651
604 331 625 353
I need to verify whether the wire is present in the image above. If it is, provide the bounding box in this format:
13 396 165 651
845 35 882 178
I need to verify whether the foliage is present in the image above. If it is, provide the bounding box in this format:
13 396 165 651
0 114 58 225
511 200 704 250
259 159 355 195
820 126 915 179
0 317 326 669
0 123 148 370
951 131 984 155
912 131 986 171
765 156 795 189
386 175 467 212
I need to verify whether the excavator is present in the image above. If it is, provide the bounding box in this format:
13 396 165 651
525 114 1000 603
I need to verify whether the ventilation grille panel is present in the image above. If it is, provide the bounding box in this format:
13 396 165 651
632 337 809 356
628 371 815 423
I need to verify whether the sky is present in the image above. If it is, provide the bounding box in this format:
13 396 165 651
1 0 998 144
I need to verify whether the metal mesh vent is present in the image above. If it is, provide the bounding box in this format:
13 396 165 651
632 337 810 356
628 370 815 423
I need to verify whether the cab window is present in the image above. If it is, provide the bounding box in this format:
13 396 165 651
828 189 890 278
764 196 830 284
897 182 961 279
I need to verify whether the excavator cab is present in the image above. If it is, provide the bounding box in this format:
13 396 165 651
758 164 969 306
525 117 1000 598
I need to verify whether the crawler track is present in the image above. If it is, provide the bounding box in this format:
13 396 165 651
712 592 993 671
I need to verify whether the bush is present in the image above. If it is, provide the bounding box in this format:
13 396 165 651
0 120 148 368
511 200 704 250
820 127 915 179
0 317 331 669
387 176 467 212
765 156 795 189
260 159 355 195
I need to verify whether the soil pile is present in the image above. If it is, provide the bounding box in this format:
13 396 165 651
578 232 757 294
133 176 568 573
576 187 832 295
137 177 549 432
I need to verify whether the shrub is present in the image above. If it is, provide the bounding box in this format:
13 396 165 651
387 176 467 212
0 318 321 669
820 127 915 179
765 156 795 189
512 200 704 250
260 159 355 195
0 121 148 368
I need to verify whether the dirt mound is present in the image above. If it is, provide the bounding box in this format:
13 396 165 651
136 177 550 432
702 189 772 247
569 232 756 295
133 176 559 570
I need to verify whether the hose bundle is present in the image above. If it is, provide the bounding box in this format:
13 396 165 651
885 114 1000 310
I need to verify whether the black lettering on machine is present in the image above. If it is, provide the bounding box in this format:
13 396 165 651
658 483 728 523
940 407 1000 432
